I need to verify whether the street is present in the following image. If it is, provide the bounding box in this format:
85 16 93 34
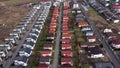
52 2 62 68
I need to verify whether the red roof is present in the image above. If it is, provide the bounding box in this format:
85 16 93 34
112 4 120 7
61 57 72 62
63 10 68 15
49 30 55 33
87 35 96 39
112 39 120 44
60 64 72 68
62 39 71 43
37 63 48 68
62 30 68 33
63 6 68 10
62 33 70 38
78 22 88 27
41 50 52 54
62 43 71 47
61 49 72 56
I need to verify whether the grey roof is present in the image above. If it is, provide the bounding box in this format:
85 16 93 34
94 62 113 68
30 31 39 36
15 56 28 63
23 41 34 46
84 47 103 55
10 65 23 68
39 56 50 62
0 46 8 51
27 35 37 40
19 48 31 54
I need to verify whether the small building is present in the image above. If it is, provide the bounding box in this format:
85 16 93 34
87 35 96 42
61 49 72 57
78 22 88 27
19 48 32 57
0 46 8 57
26 35 37 43
94 62 113 68
23 41 35 49
84 47 104 58
37 63 49 68
84 30 94 36
61 43 71 50
81 25 92 31
80 42 97 48
43 44 53 50
60 64 72 68
14 56 28 66
39 56 51 65
62 39 71 44
61 57 72 65
62 33 71 39
41 49 52 56
111 39 120 49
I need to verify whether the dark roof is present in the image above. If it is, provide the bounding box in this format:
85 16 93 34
10 65 23 68
94 62 113 68
84 47 103 55
19 48 31 54
39 56 50 62
81 25 92 29
23 41 34 46
27 35 37 40
15 56 28 63
30 31 39 35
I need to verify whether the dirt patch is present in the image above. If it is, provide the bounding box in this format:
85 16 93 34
0 0 39 43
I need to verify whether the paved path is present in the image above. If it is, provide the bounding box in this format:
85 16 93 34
52 2 63 68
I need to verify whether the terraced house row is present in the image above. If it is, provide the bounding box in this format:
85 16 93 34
59 3 73 68
37 6 59 68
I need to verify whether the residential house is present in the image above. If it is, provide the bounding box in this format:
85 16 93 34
87 35 96 42
62 33 71 39
14 56 28 66
84 30 94 36
43 44 53 50
0 46 8 57
39 56 51 65
23 41 35 49
78 22 88 27
61 57 72 65
94 62 113 68
61 49 72 57
37 63 49 68
84 47 104 58
61 43 71 50
26 35 37 43
19 48 32 57
60 64 72 68
111 39 120 49
81 25 92 31
80 42 97 48
62 39 71 44
41 49 52 56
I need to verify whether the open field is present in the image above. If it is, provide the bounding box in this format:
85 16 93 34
0 0 37 43
87 7 120 33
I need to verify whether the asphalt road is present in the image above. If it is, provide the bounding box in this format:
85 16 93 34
3 6 44 68
52 2 62 68
79 3 120 68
